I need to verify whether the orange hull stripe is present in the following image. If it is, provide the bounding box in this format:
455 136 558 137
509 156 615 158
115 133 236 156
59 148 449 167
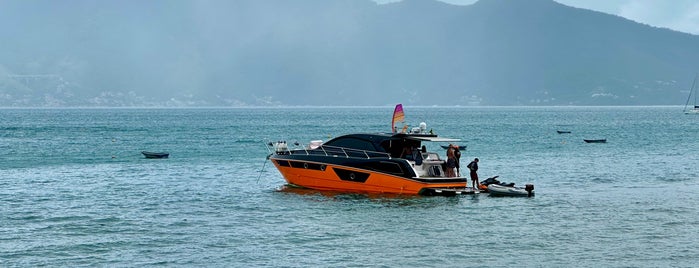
273 162 466 195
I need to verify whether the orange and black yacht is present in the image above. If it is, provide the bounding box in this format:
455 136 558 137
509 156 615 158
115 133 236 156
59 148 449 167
266 127 473 196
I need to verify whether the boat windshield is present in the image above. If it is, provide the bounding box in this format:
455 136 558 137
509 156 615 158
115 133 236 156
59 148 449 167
322 136 380 152
380 139 421 158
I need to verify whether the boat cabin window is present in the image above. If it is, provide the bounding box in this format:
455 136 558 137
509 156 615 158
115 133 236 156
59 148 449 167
324 137 377 152
381 139 422 158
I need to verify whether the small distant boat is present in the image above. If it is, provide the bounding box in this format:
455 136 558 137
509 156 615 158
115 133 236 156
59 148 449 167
556 130 571 134
487 184 534 197
583 139 606 143
683 73 699 114
440 145 466 150
142 151 169 158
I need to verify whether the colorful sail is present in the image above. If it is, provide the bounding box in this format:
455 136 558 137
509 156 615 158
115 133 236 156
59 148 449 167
391 104 405 133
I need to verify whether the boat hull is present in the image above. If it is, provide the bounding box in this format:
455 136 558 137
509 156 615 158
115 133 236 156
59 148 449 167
487 184 534 197
583 139 606 143
142 151 169 158
270 156 468 195
440 145 466 150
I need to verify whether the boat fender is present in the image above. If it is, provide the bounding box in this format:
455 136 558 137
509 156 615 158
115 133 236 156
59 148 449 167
525 184 534 197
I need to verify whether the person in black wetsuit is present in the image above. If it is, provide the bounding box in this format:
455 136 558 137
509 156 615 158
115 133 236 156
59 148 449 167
467 158 479 188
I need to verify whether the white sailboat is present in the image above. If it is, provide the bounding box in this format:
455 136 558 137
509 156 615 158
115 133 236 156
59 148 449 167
684 73 699 114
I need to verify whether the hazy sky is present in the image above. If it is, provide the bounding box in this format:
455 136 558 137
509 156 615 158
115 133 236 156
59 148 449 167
375 0 699 35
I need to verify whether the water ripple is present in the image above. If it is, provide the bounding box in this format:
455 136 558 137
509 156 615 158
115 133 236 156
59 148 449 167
1 107 699 267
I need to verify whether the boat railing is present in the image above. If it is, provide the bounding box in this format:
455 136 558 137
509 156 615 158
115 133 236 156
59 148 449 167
267 142 391 160
313 145 391 159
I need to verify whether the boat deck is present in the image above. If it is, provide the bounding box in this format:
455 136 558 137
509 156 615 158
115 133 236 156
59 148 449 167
420 187 479 196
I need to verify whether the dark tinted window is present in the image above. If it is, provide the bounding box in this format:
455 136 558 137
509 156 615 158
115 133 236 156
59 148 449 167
325 137 377 152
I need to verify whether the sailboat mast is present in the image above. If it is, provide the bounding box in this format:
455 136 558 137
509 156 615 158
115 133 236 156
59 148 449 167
684 74 698 111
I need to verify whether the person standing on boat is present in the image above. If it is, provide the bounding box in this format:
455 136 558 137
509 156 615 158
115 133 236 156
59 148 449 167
445 144 457 177
454 145 461 177
467 158 479 188
400 145 414 160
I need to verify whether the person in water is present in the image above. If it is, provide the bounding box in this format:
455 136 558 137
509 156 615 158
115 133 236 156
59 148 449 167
467 158 479 188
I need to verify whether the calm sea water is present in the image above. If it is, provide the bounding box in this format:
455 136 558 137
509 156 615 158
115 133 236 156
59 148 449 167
1 107 698 267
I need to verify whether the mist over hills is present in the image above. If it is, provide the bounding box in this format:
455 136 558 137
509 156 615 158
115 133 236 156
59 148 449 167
1 0 698 107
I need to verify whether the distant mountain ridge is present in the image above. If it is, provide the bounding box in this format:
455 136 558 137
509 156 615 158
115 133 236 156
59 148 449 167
1 0 698 106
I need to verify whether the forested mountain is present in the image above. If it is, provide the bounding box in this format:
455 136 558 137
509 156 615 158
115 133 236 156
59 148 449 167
1 0 698 106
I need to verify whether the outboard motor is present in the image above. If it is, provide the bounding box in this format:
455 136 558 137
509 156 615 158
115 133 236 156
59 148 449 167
525 184 534 197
